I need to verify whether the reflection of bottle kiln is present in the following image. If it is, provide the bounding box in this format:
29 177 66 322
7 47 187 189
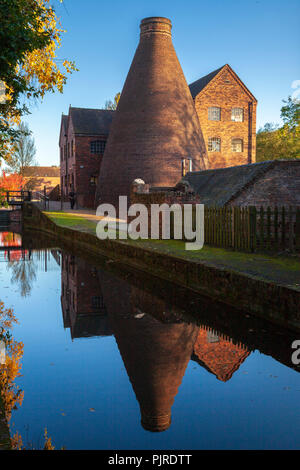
99 270 199 432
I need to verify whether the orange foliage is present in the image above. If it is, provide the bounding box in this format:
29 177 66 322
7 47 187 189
0 301 24 423
0 171 24 191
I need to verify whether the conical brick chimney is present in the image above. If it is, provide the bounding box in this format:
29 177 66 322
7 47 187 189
95 17 207 208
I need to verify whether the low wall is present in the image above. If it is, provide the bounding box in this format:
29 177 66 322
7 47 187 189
22 202 300 332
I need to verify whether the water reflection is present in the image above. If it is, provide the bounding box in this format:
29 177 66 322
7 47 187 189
58 249 299 432
0 229 299 448
61 253 112 339
0 300 24 449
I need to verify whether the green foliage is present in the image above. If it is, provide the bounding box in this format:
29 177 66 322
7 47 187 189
256 96 300 161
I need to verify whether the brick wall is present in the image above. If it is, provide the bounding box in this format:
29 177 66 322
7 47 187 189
59 115 108 208
193 67 257 169
230 161 300 207
73 135 107 208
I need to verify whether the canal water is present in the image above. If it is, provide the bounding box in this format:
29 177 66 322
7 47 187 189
0 229 299 450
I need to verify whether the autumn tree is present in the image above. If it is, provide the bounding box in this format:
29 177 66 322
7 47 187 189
6 122 37 174
0 0 77 163
0 171 24 191
104 92 121 110
0 301 24 423
256 96 300 161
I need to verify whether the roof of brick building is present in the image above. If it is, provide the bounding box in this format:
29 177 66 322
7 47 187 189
189 65 225 99
182 160 284 207
189 63 257 101
23 166 60 177
69 107 115 135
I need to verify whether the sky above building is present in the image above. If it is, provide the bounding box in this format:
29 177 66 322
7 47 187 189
23 0 300 166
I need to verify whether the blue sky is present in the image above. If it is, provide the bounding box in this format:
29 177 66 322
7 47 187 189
23 0 300 166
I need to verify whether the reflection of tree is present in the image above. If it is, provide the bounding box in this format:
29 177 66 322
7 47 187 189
0 300 24 424
8 258 36 297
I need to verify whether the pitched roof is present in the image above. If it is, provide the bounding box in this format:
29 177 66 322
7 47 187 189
23 166 60 177
182 161 279 207
189 64 257 101
61 114 68 131
189 65 225 99
192 327 250 382
69 107 115 135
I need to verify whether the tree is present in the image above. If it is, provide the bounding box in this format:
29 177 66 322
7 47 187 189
0 0 77 163
6 122 37 174
104 92 121 110
0 171 24 191
256 96 300 161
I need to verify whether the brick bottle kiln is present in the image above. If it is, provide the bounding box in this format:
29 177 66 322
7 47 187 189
95 17 208 208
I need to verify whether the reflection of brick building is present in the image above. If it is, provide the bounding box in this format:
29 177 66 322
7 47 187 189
59 107 114 208
98 270 199 432
60 253 111 339
192 327 250 382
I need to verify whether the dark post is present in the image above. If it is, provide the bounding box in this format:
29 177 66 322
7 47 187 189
295 208 300 252
249 206 257 252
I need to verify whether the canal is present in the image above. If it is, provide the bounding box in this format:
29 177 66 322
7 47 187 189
0 228 299 450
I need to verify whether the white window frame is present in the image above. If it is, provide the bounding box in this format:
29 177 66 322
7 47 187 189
231 138 243 152
231 107 244 122
208 106 221 121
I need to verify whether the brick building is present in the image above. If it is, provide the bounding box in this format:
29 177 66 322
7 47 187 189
23 166 60 193
59 18 257 209
132 160 300 209
189 64 257 169
59 107 114 208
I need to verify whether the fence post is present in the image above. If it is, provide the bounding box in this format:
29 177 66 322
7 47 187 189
281 206 286 249
295 208 300 252
259 206 264 250
274 206 279 251
267 206 271 251
249 206 257 252
288 206 294 252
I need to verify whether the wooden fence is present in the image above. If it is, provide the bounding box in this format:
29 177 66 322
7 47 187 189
203 206 300 253
165 205 300 253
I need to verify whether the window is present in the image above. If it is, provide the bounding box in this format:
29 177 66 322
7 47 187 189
232 138 243 152
90 175 97 185
90 140 106 154
181 159 186 176
188 158 193 173
208 137 221 152
231 107 244 122
91 296 104 309
208 107 221 121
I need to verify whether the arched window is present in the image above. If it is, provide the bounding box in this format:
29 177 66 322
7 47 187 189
208 137 221 152
231 107 244 122
208 107 221 121
232 138 243 152
90 140 106 154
